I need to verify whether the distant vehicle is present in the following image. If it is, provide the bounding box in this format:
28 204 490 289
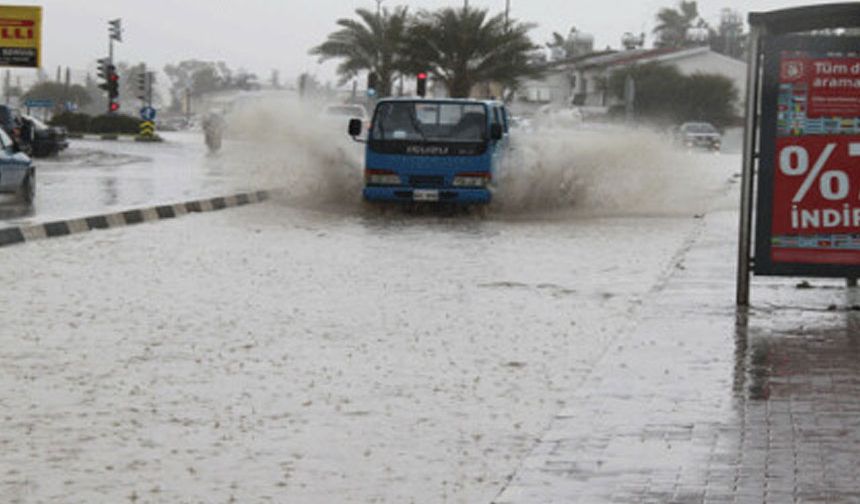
0 105 33 155
22 114 68 158
675 122 721 152
202 112 225 153
0 127 35 204
348 98 510 206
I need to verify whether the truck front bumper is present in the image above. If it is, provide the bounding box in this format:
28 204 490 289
363 186 492 205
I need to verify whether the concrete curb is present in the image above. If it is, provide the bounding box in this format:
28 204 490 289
0 190 271 249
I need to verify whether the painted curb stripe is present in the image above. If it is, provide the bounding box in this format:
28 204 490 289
122 210 144 225
43 221 71 237
211 197 227 210
86 216 110 230
0 227 24 246
155 205 175 219
0 190 271 249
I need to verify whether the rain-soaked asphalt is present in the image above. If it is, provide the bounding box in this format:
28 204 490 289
0 132 258 227
2 131 859 503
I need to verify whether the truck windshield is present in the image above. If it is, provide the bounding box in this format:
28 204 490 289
372 102 487 142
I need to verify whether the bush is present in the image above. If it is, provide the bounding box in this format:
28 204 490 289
89 114 141 135
49 112 142 134
49 112 91 133
609 62 739 129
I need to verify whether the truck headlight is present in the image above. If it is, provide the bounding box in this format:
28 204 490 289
365 169 401 186
452 172 491 188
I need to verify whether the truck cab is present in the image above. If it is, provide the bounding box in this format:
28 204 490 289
349 98 509 205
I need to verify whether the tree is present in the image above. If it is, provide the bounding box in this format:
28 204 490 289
608 62 738 128
709 8 745 60
164 60 233 111
233 69 260 91
404 5 542 98
675 72 738 128
310 6 411 97
653 1 702 49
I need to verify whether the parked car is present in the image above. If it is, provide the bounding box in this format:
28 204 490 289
0 104 33 155
22 114 69 157
0 126 35 204
675 122 722 152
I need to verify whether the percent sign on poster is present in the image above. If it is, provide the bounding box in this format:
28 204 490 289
774 138 860 232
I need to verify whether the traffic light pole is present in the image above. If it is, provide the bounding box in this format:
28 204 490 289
107 18 122 114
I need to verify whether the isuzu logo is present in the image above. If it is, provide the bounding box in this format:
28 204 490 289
406 145 449 156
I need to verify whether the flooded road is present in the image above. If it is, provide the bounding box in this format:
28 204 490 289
6 120 836 504
0 132 261 227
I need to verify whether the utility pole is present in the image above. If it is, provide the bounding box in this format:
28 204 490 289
374 0 383 17
505 0 510 30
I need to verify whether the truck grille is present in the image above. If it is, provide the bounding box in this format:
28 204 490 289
409 175 445 188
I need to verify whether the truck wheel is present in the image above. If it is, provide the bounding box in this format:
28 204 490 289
18 170 35 205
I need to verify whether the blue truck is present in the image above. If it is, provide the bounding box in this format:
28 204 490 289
348 98 509 206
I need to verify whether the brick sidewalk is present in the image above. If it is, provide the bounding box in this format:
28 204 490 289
495 210 860 504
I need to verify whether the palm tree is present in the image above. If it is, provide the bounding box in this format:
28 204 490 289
310 7 410 97
404 6 542 98
653 1 700 49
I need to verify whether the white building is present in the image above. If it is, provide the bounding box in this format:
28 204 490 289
515 45 747 116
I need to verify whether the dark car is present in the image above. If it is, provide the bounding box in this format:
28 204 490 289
0 105 32 154
0 126 35 204
675 122 722 152
22 114 69 157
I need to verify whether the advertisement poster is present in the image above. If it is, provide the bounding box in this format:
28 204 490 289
0 5 42 68
761 42 860 271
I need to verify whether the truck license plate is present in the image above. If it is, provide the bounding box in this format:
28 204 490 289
413 189 439 202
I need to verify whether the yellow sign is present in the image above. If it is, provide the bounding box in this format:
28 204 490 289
139 120 155 137
0 5 41 67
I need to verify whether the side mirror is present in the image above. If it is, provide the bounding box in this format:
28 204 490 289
348 118 363 137
490 123 503 141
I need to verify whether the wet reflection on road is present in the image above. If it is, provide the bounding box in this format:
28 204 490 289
732 292 860 502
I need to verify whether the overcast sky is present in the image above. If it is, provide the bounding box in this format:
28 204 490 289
7 0 844 85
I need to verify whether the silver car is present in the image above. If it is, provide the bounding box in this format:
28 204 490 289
0 127 35 204
675 122 722 152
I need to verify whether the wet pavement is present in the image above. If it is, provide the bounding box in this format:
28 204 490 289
0 201 708 504
3 127 860 503
495 208 860 504
0 132 259 227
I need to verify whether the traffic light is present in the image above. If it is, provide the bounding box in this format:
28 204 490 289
98 59 120 113
416 72 427 97
109 18 122 42
108 65 119 100
136 72 148 101
97 58 111 92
